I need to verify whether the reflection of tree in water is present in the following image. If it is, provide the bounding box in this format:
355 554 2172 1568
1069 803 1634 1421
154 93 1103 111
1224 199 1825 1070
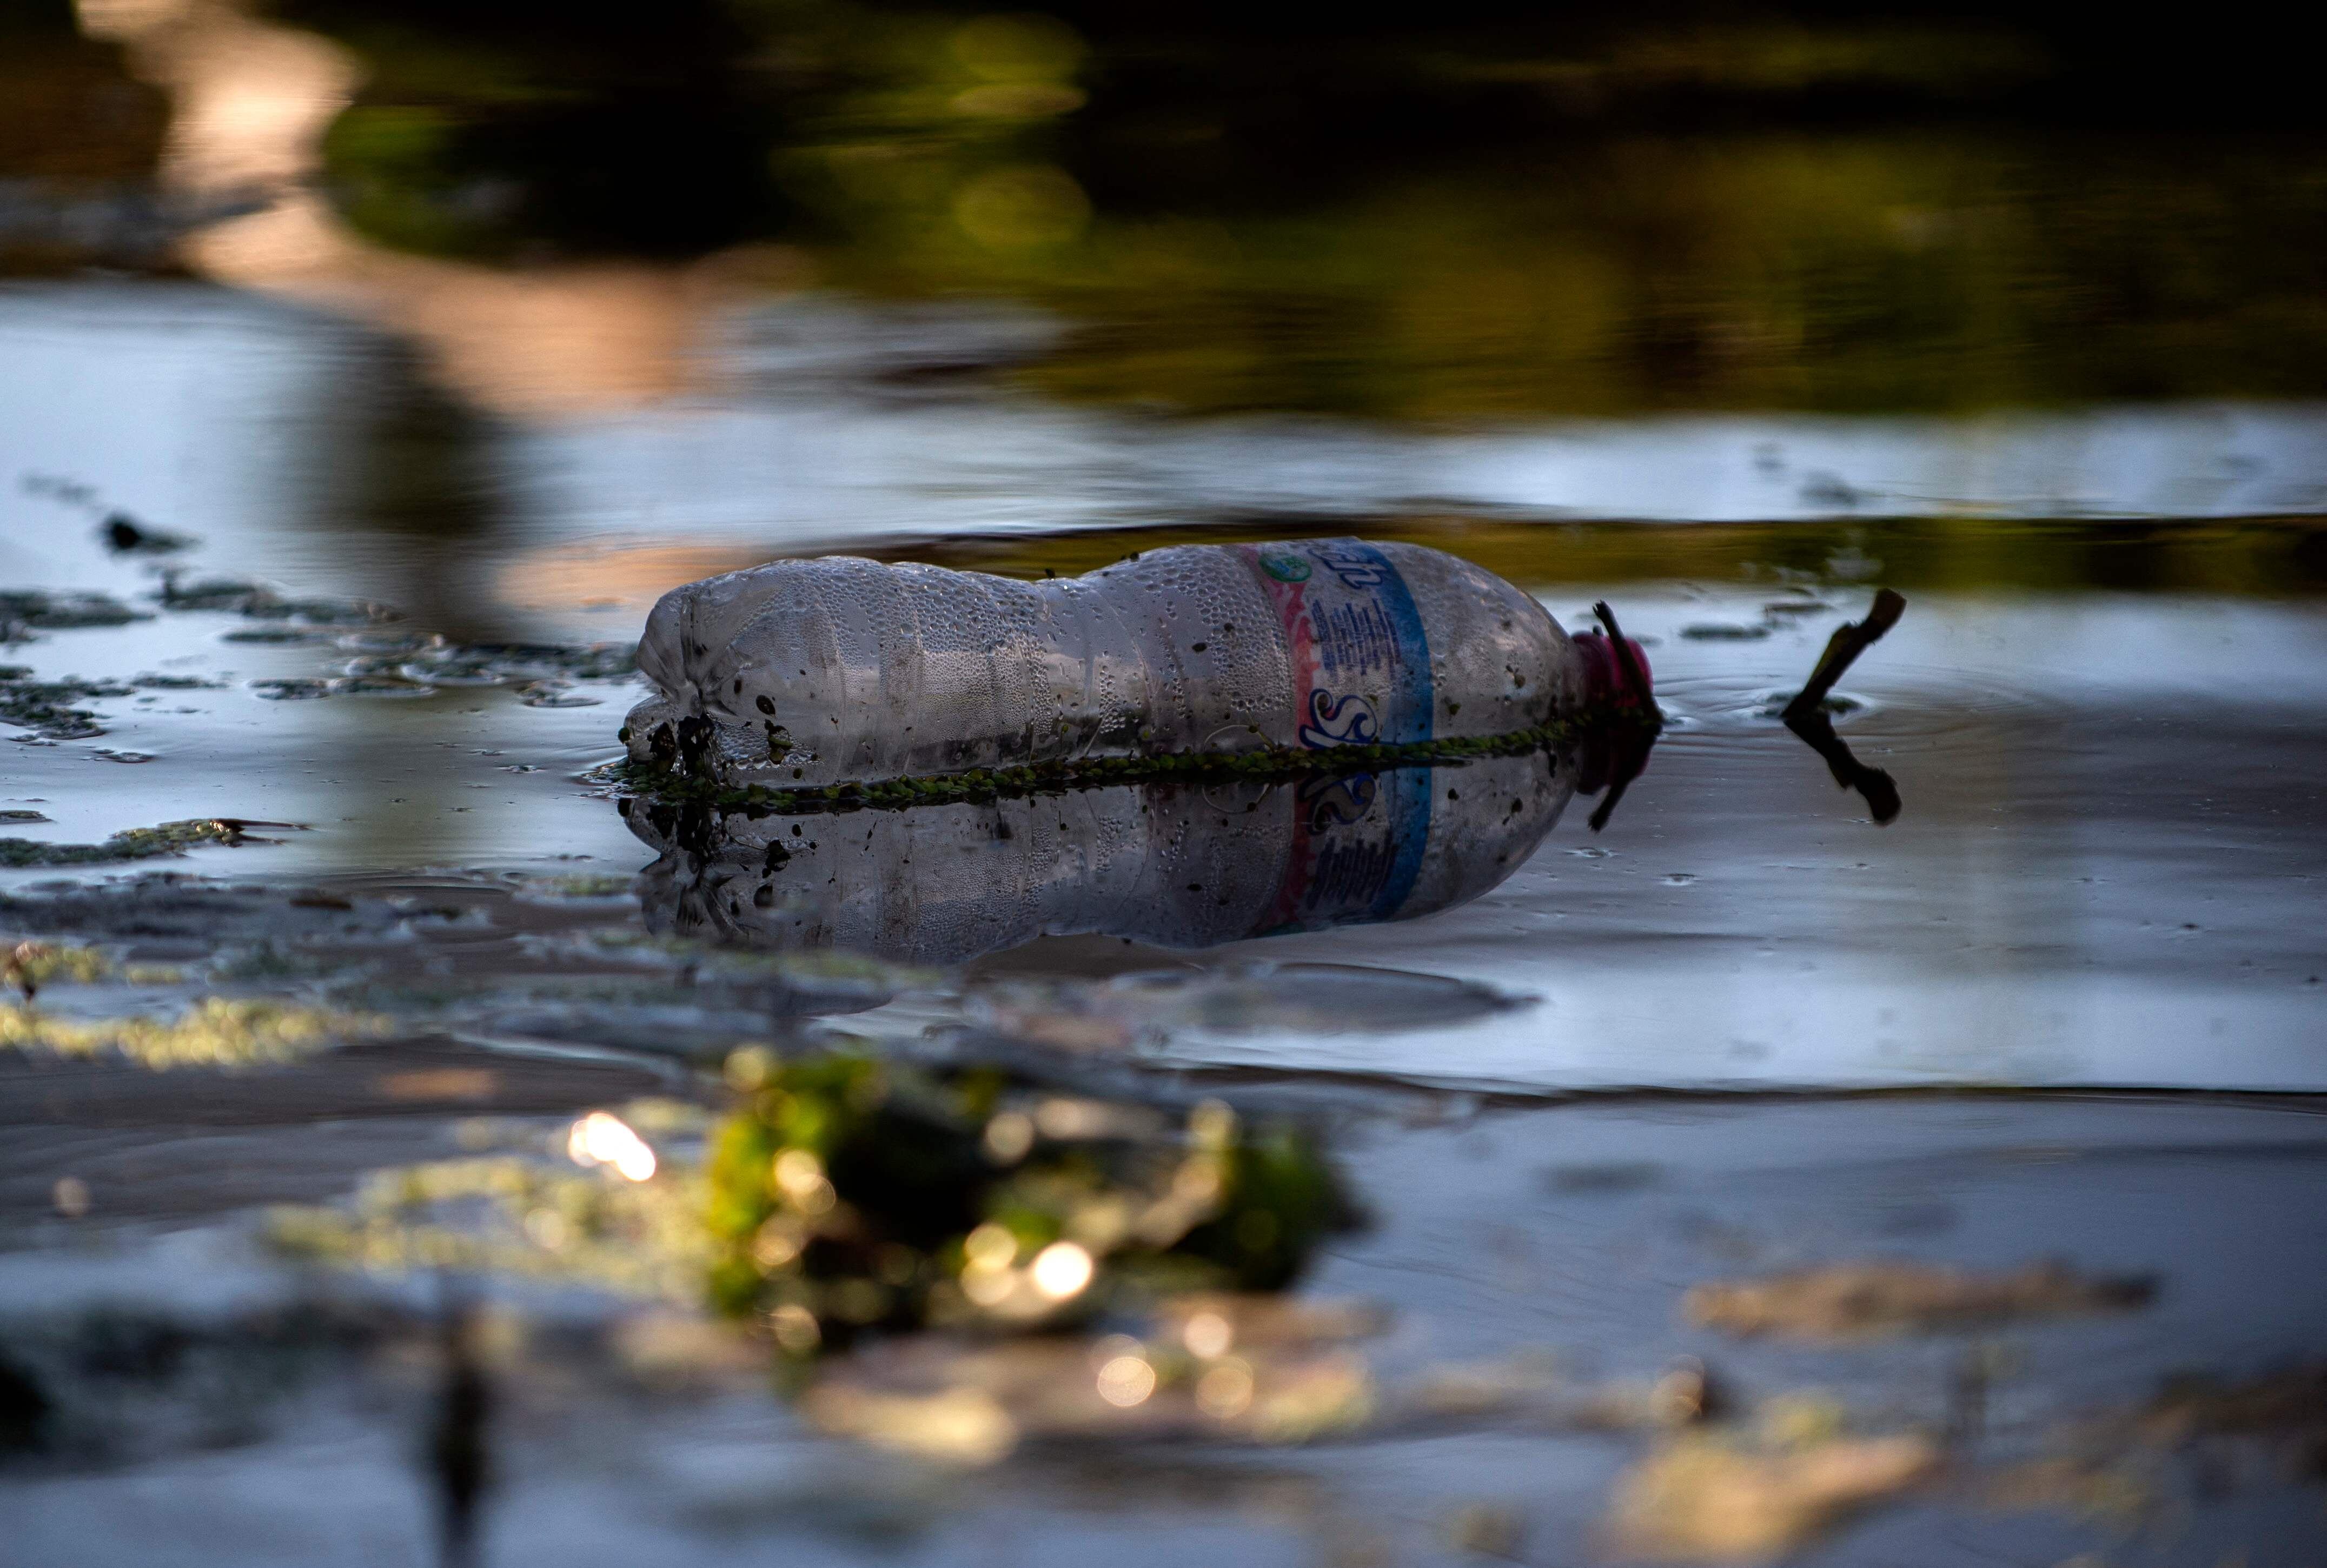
114 0 2327 418
37 0 2327 422
324 342 511 641
71 0 741 420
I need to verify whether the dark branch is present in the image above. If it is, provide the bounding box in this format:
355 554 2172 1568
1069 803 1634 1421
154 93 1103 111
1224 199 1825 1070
1784 588 1905 724
1782 589 1907 825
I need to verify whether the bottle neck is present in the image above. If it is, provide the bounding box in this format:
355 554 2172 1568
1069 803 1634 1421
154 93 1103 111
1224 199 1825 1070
1571 631 1654 710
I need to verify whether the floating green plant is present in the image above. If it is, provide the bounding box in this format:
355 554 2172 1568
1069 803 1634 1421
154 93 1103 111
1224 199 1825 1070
0 996 384 1068
270 1141 713 1300
705 1052 1354 1359
274 1059 1354 1351
0 632 255 742
0 591 145 633
0 670 132 741
259 1077 1377 1463
613 707 1653 819
0 940 174 997
0 818 285 868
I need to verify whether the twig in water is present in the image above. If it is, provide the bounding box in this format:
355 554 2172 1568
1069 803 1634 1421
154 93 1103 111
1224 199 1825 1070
1782 590 1906 825
1784 589 1904 724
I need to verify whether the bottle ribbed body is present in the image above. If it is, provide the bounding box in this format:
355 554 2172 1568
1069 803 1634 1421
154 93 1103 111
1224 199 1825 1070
626 538 1583 788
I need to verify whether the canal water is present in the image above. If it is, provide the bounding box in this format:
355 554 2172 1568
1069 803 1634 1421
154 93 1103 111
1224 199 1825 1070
3 3 2324 1563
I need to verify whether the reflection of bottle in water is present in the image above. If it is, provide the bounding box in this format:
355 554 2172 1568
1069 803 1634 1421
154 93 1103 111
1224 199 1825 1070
625 538 1648 787
625 749 1574 964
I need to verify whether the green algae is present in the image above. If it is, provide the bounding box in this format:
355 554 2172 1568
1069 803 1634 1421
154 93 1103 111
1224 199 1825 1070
3 940 183 996
614 708 1656 818
0 591 147 633
0 672 132 741
155 574 395 627
0 995 385 1068
2 669 229 740
0 818 282 868
273 1049 1351 1355
704 1052 1353 1359
128 673 227 691
517 873 639 900
3 941 114 996
242 641 636 706
382 641 637 685
269 1137 713 1300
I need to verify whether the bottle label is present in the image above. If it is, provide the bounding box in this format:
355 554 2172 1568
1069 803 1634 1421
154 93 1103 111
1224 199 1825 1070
1241 541 1436 749
1241 541 1436 932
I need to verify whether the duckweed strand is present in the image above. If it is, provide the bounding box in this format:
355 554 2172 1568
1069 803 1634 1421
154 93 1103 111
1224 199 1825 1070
0 818 275 867
614 709 1654 818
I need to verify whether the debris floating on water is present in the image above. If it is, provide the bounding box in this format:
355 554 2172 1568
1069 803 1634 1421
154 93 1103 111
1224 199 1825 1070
101 514 198 555
1607 1428 1940 1561
0 818 296 868
1686 1259 2156 1341
0 996 385 1069
704 1053 1355 1358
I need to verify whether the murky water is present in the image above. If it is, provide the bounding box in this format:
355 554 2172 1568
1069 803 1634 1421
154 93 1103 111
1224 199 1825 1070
5 3 2327 1564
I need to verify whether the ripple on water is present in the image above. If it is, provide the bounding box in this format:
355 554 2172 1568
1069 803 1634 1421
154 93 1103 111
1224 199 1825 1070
1651 664 2073 750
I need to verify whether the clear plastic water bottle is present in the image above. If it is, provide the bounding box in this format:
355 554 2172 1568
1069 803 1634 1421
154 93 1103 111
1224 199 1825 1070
626 749 1574 964
624 538 1649 787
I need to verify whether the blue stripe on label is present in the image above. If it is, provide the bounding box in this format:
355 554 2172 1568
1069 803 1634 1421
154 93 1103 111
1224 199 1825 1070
1370 765 1433 921
1301 540 1435 742
1352 543 1434 744
1305 541 1434 919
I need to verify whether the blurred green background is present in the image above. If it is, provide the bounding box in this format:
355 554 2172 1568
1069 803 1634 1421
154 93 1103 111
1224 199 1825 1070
6 0 2326 419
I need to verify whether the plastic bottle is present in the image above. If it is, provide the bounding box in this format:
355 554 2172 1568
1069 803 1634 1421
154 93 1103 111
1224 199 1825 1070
624 748 1575 965
624 537 1648 788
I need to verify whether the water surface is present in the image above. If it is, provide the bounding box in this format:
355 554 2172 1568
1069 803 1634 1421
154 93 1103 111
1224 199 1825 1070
5 3 2326 1563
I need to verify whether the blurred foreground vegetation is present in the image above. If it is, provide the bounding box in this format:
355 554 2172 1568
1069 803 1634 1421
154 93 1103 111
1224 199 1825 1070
705 1053 1350 1357
270 1048 1351 1371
